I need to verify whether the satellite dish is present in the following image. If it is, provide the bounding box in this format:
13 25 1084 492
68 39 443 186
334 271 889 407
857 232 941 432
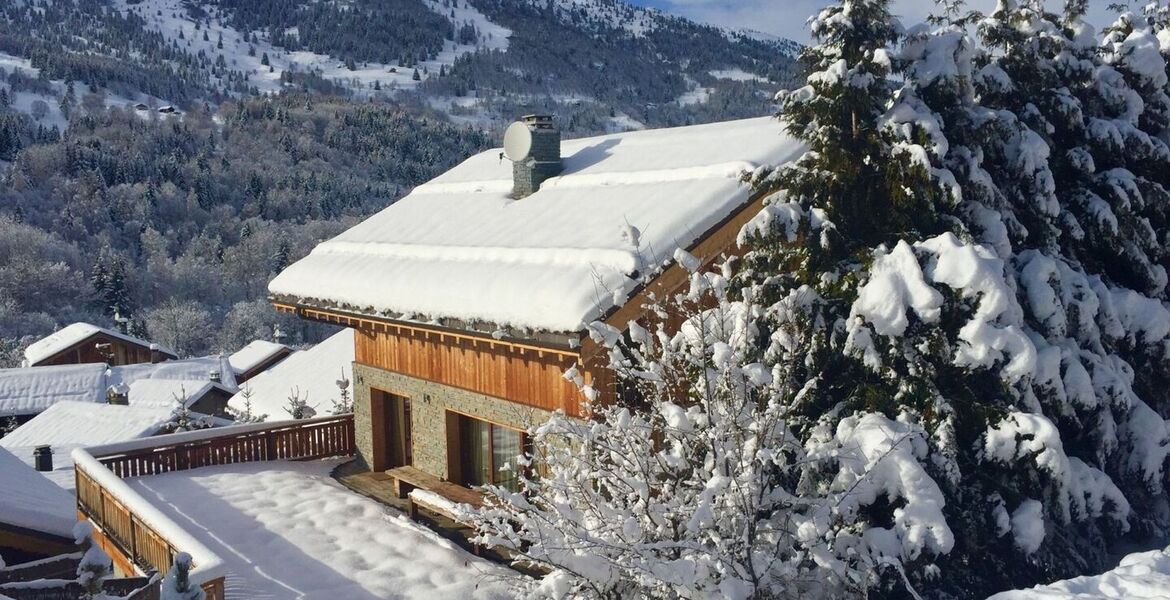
503 121 533 162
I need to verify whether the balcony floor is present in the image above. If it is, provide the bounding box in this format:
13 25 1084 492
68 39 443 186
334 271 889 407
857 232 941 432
331 460 520 565
125 458 512 599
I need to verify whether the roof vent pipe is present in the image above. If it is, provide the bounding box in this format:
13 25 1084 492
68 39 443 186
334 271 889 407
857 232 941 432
504 114 562 199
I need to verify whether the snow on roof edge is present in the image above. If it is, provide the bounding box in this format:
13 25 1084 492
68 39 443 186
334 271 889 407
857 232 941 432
24 322 178 366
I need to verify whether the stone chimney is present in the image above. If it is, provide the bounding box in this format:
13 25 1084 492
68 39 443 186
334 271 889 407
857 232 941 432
512 114 562 198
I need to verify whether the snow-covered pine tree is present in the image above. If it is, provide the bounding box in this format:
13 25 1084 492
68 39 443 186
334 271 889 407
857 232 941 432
74 521 113 600
160 389 215 433
827 0 1170 592
227 386 267 424
283 387 316 419
160 552 206 600
331 371 352 415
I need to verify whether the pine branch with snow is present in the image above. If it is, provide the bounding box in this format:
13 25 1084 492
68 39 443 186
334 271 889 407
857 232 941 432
74 521 113 600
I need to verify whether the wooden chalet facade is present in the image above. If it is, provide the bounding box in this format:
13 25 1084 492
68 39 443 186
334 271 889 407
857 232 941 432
270 116 803 495
25 323 178 368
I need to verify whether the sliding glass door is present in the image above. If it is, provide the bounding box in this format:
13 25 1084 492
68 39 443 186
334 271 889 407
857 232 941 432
453 413 526 492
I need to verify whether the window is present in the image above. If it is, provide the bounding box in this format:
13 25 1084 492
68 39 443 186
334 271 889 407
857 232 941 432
453 413 527 492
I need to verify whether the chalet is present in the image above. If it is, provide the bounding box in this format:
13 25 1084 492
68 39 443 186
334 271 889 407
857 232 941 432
228 340 292 384
24 322 177 368
270 115 802 496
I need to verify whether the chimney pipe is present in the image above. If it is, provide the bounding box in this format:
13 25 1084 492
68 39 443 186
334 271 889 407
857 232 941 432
34 445 53 472
511 114 562 199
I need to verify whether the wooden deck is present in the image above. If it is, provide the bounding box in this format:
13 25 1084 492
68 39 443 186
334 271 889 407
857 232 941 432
330 460 521 567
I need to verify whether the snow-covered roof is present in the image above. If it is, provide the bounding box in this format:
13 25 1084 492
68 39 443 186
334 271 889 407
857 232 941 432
228 329 354 422
109 355 239 393
0 363 107 418
270 117 804 333
228 340 290 376
1 401 171 453
23 322 177 366
0 446 75 538
126 378 232 409
0 356 239 418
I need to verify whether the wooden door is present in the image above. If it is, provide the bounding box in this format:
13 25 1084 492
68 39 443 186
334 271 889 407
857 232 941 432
373 389 412 471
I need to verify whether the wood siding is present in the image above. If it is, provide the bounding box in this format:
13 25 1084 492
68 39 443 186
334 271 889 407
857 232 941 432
32 333 170 367
355 326 587 417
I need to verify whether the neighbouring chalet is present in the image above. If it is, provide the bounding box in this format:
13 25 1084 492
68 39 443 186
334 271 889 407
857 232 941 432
24 322 178 367
228 340 292 384
269 116 802 495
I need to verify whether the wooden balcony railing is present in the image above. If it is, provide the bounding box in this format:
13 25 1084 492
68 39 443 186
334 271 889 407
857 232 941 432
73 415 356 600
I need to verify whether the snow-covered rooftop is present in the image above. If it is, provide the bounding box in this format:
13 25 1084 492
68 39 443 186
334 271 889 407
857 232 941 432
270 117 803 333
228 340 290 376
0 356 238 418
1 401 170 457
125 378 232 409
0 363 107 418
228 329 354 422
109 355 238 393
0 446 76 538
23 322 176 366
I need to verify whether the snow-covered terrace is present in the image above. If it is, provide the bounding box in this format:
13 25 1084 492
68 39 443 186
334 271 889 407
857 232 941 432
70 415 507 599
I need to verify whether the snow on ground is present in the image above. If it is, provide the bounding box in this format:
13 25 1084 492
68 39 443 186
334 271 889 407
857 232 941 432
677 75 711 106
126 459 511 599
0 52 177 129
113 0 510 97
710 68 770 82
988 547 1170 599
228 329 354 422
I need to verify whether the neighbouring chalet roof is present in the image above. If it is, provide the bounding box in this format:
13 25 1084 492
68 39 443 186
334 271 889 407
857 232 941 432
228 340 291 377
0 363 107 418
0 446 75 539
0 356 238 418
270 117 805 333
126 378 233 409
1 401 171 455
109 355 239 393
24 322 178 366
228 329 354 422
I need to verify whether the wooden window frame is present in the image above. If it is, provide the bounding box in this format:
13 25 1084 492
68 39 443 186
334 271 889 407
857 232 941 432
446 410 529 488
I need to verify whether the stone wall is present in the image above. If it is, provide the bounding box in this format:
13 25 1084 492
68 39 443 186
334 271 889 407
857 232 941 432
353 362 554 479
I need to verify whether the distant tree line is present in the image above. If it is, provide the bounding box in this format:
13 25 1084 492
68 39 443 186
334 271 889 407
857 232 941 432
0 93 489 363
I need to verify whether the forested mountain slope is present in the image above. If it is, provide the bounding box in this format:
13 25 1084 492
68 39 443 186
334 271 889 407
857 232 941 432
0 0 799 363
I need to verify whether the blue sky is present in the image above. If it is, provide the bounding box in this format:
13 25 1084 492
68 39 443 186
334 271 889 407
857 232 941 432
627 0 1125 42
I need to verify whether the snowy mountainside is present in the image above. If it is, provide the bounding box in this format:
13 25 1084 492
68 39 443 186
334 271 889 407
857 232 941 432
0 0 798 134
112 0 511 96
